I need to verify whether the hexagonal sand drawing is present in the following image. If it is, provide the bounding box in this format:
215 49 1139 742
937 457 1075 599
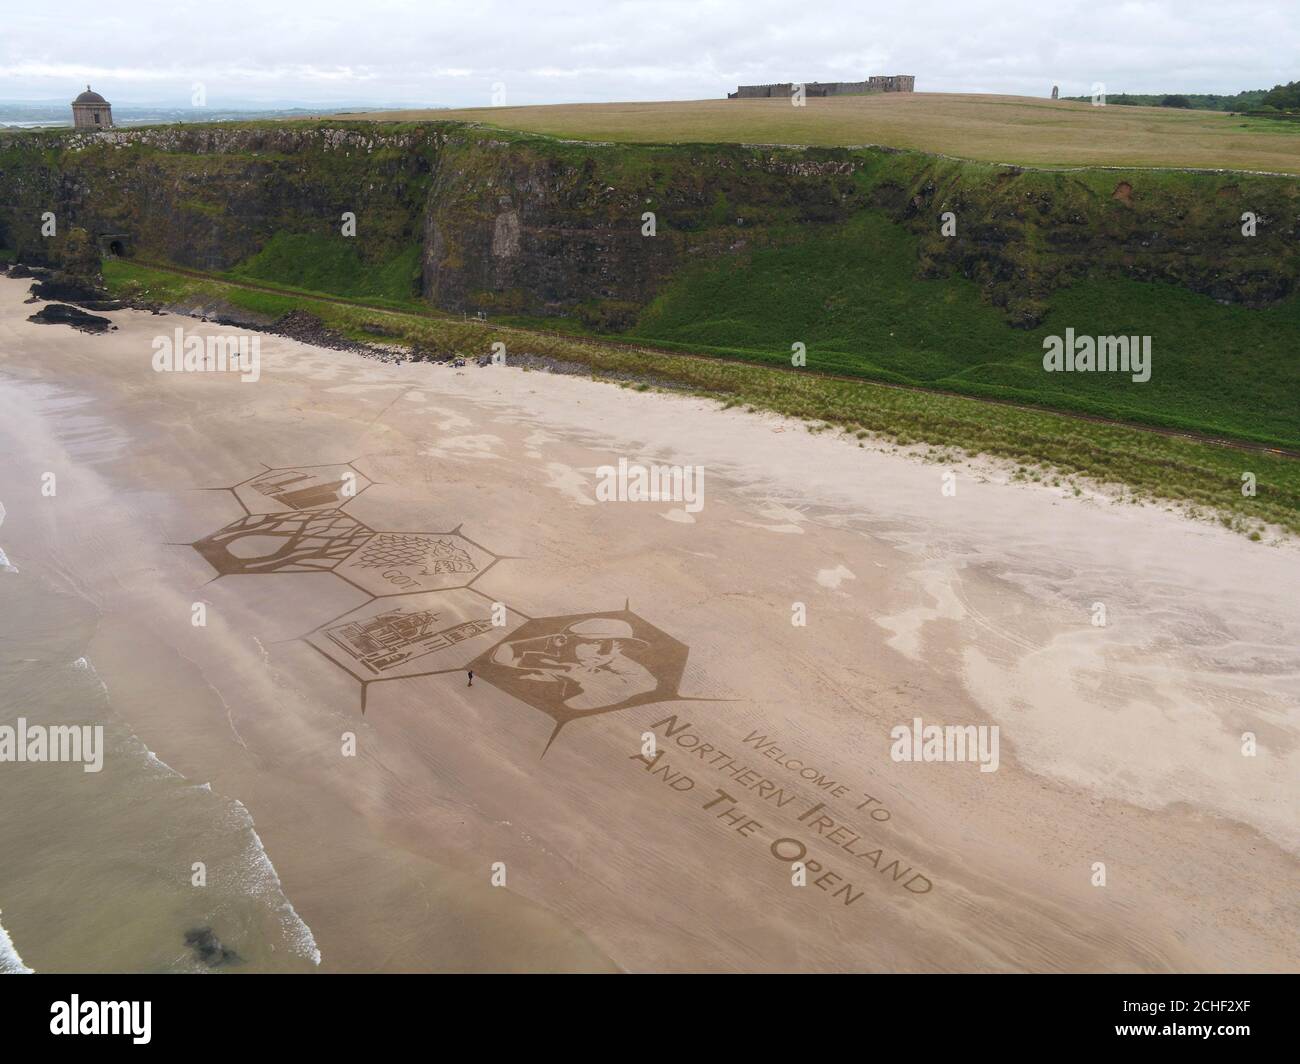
180 465 717 757
191 509 374 577
335 529 498 597
303 589 527 707
469 608 695 753
228 462 373 515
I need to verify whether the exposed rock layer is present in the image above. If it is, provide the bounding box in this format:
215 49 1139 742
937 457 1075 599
2 123 1296 329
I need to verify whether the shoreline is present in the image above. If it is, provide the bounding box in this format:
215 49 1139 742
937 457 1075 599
100 258 1300 538
1 273 1296 972
109 255 1300 460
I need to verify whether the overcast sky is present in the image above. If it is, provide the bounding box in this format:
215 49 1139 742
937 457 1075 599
3 0 1296 107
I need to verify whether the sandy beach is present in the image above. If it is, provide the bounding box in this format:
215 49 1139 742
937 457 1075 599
1 272 1296 973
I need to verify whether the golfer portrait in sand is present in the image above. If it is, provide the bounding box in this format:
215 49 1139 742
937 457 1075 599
488 617 656 712
470 610 695 751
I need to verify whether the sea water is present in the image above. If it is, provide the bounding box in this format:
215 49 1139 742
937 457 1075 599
0 377 320 973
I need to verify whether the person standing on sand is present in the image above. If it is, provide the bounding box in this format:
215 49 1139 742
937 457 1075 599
467 670 473 687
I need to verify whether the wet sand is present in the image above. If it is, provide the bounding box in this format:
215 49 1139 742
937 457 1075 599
0 274 1296 972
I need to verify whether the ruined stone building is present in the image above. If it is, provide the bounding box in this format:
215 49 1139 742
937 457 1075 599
728 75 915 99
72 86 113 130
865 75 915 93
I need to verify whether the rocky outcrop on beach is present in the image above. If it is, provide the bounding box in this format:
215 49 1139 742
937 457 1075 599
184 927 241 968
27 278 122 311
26 302 114 333
3 262 53 281
265 309 404 359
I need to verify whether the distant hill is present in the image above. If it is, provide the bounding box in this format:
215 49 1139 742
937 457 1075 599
1061 90 1268 111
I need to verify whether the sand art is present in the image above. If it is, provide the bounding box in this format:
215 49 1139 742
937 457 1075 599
187 462 704 749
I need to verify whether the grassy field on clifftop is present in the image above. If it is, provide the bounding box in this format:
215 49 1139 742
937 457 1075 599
346 94 1300 174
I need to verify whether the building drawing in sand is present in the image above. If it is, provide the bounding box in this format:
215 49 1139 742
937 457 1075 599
326 607 496 676
251 470 353 511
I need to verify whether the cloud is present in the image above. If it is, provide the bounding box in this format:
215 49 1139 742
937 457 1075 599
2 0 1296 107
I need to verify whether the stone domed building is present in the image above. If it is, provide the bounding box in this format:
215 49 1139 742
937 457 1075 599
72 86 113 130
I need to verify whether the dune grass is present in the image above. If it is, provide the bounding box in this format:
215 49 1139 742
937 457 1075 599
102 259 1300 538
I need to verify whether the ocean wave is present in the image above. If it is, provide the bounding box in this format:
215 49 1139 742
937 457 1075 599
0 910 34 974
69 656 187 782
54 655 322 968
226 800 322 966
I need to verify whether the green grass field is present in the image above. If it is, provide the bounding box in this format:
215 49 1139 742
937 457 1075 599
227 232 422 307
345 93 1300 174
607 213 1300 449
101 259 1300 539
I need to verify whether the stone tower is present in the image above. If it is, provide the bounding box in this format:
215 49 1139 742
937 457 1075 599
72 86 113 130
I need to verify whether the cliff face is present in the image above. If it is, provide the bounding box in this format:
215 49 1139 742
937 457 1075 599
2 122 1297 329
0 126 440 275
420 135 863 325
883 159 1300 325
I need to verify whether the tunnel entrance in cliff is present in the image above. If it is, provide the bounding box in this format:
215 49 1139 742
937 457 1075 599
98 233 130 259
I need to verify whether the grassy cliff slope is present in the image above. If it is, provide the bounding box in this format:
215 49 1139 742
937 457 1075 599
2 115 1297 450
